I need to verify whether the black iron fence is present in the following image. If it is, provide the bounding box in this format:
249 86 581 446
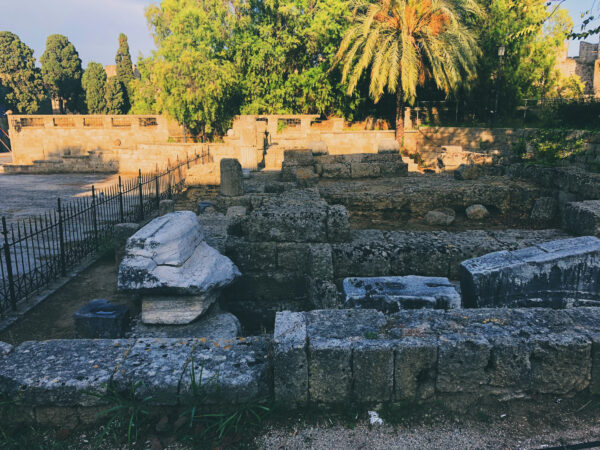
0 152 207 317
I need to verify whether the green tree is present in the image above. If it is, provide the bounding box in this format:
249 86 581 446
0 32 48 113
333 0 482 143
461 0 572 122
115 33 135 112
40 34 84 113
82 62 107 114
105 77 126 114
142 0 241 137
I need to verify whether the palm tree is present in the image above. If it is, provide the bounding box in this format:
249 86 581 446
333 0 482 145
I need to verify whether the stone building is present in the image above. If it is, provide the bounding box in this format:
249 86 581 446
557 39 600 96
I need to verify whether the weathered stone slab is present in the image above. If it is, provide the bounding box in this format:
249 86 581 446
352 340 394 402
564 200 600 236
220 159 243 197
436 334 492 393
131 308 241 339
460 236 600 308
394 337 437 401
180 337 270 404
141 292 218 324
119 240 240 295
308 338 353 404
123 211 204 266
0 339 134 406
273 311 308 404
344 276 461 313
112 338 196 405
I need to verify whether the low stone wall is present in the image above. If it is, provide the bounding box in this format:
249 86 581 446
274 308 600 405
1 307 599 426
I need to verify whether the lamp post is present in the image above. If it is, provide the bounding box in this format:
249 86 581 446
493 45 506 127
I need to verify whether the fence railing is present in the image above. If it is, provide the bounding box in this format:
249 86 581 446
0 151 207 317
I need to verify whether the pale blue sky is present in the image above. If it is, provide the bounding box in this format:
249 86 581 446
0 0 596 68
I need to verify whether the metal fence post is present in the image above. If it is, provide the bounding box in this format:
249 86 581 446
2 217 17 310
118 176 125 223
57 199 66 277
138 169 145 221
91 186 99 250
155 175 160 210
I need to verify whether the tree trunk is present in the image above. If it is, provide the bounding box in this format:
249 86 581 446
395 88 405 148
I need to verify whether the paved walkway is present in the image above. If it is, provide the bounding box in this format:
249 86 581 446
0 173 117 227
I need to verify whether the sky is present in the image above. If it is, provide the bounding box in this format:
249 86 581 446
0 0 597 68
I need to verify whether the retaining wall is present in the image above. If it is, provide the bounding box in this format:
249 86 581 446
1 307 599 427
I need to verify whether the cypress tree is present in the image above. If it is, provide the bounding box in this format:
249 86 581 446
40 34 84 113
105 77 126 114
115 33 135 112
82 62 107 114
0 32 48 113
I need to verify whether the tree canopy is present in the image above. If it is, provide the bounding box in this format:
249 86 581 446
82 62 107 114
115 33 135 112
40 34 84 113
0 31 48 114
104 77 126 114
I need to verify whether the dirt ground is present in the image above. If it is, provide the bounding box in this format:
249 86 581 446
0 253 137 345
257 396 600 450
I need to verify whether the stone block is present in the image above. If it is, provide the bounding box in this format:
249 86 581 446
73 299 130 338
0 339 134 406
277 243 309 273
305 309 387 341
141 293 217 324
344 276 461 313
307 244 334 280
159 199 175 216
437 334 491 393
460 236 600 308
247 190 329 243
112 338 196 405
350 162 381 178
424 208 456 226
394 337 438 401
225 239 277 273
326 204 351 242
0 341 13 355
321 163 351 179
180 337 270 404
486 336 532 393
352 340 394 403
379 160 408 177
226 206 247 218
293 166 319 187
466 204 489 220
283 149 314 166
454 164 480 180
332 230 391 278
273 311 308 404
220 159 243 197
378 139 400 153
528 333 591 395
564 200 600 236
308 279 339 309
132 307 241 339
308 338 353 404
530 197 557 224
119 212 240 295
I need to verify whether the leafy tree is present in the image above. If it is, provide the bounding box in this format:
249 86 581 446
115 33 135 112
105 77 126 114
0 31 48 113
142 0 241 137
40 34 84 113
333 0 482 143
82 62 107 114
462 0 572 122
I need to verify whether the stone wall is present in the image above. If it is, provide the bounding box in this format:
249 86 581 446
7 114 180 166
1 306 599 427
